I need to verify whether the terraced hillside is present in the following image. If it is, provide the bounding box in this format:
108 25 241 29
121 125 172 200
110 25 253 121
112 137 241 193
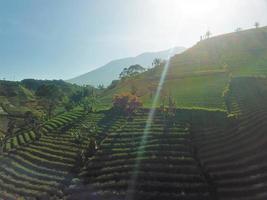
103 26 267 110
2 109 84 152
0 132 79 199
0 110 85 199
0 110 127 199
66 77 267 200
67 111 216 200
1 77 267 200
193 77 267 200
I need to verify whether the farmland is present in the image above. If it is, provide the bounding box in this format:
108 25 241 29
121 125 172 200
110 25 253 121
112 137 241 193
1 26 267 200
65 76 267 200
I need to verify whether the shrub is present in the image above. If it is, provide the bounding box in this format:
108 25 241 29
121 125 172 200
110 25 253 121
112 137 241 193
160 95 177 129
112 93 142 116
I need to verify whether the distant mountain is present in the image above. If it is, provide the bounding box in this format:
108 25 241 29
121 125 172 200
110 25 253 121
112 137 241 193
67 47 186 87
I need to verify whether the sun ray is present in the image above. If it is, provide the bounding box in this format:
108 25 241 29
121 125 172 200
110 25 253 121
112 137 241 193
125 47 175 200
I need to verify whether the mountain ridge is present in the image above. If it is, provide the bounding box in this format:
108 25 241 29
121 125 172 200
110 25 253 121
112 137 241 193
67 46 186 87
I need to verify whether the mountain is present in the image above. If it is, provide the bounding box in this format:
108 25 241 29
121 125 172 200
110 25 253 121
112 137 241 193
101 26 267 109
67 47 186 87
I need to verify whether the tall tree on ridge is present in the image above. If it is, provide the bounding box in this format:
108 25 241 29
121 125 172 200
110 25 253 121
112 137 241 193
254 22 260 28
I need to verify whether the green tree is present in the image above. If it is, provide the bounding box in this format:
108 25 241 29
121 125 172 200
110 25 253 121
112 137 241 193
160 94 177 131
62 96 74 111
119 65 145 79
107 80 119 90
24 111 39 129
81 90 99 113
7 119 16 136
36 84 63 119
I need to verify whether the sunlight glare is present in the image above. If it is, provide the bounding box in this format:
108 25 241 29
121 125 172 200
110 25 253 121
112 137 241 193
125 47 174 200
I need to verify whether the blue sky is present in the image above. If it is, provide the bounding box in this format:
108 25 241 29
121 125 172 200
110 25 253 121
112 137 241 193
1 0 267 80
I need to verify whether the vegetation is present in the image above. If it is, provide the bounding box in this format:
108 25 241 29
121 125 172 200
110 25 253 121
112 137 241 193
2 26 267 199
160 94 177 128
36 84 63 119
100 26 267 110
112 93 143 117
119 64 146 79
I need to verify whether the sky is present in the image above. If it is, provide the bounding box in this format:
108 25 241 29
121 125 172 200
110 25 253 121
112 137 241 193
1 0 267 81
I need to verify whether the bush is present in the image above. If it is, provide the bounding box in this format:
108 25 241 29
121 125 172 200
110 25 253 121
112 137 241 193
160 95 177 129
112 93 142 116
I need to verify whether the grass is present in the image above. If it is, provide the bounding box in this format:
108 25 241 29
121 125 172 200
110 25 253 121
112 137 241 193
101 72 229 110
2 76 267 199
1 27 267 199
100 26 267 111
190 77 267 199
2 109 84 152
76 111 211 199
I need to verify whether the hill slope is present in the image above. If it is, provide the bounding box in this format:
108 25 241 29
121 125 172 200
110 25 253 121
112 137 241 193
168 26 267 76
102 26 267 109
67 47 186 87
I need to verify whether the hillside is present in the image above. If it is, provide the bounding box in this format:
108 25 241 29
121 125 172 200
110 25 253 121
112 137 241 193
0 79 82 115
0 81 34 107
168 26 267 76
0 79 87 135
67 47 186 87
2 76 267 199
2 27 267 199
102 26 267 110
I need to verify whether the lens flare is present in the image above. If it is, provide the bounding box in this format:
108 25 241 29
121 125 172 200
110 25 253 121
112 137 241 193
125 47 175 200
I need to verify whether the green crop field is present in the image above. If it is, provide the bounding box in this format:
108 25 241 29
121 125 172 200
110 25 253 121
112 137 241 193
2 26 267 200
101 72 229 110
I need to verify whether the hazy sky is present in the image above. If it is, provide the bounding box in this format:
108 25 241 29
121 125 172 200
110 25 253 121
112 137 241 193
1 0 267 80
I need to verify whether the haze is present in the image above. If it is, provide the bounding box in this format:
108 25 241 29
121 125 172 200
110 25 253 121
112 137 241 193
1 0 267 80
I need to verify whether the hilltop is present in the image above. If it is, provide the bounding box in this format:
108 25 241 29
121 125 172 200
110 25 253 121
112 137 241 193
101 26 267 110
67 47 186 87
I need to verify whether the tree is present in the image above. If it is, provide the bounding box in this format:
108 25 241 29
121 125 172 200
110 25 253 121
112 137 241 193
147 83 157 99
36 84 63 119
254 22 260 28
235 27 242 32
119 65 145 79
152 58 161 67
205 30 212 39
24 111 38 128
152 58 167 68
130 84 138 95
81 90 99 113
0 133 4 153
70 128 83 144
7 119 16 135
62 96 74 111
88 91 99 112
107 80 119 90
119 68 129 79
160 94 177 131
97 84 105 90
113 93 142 117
